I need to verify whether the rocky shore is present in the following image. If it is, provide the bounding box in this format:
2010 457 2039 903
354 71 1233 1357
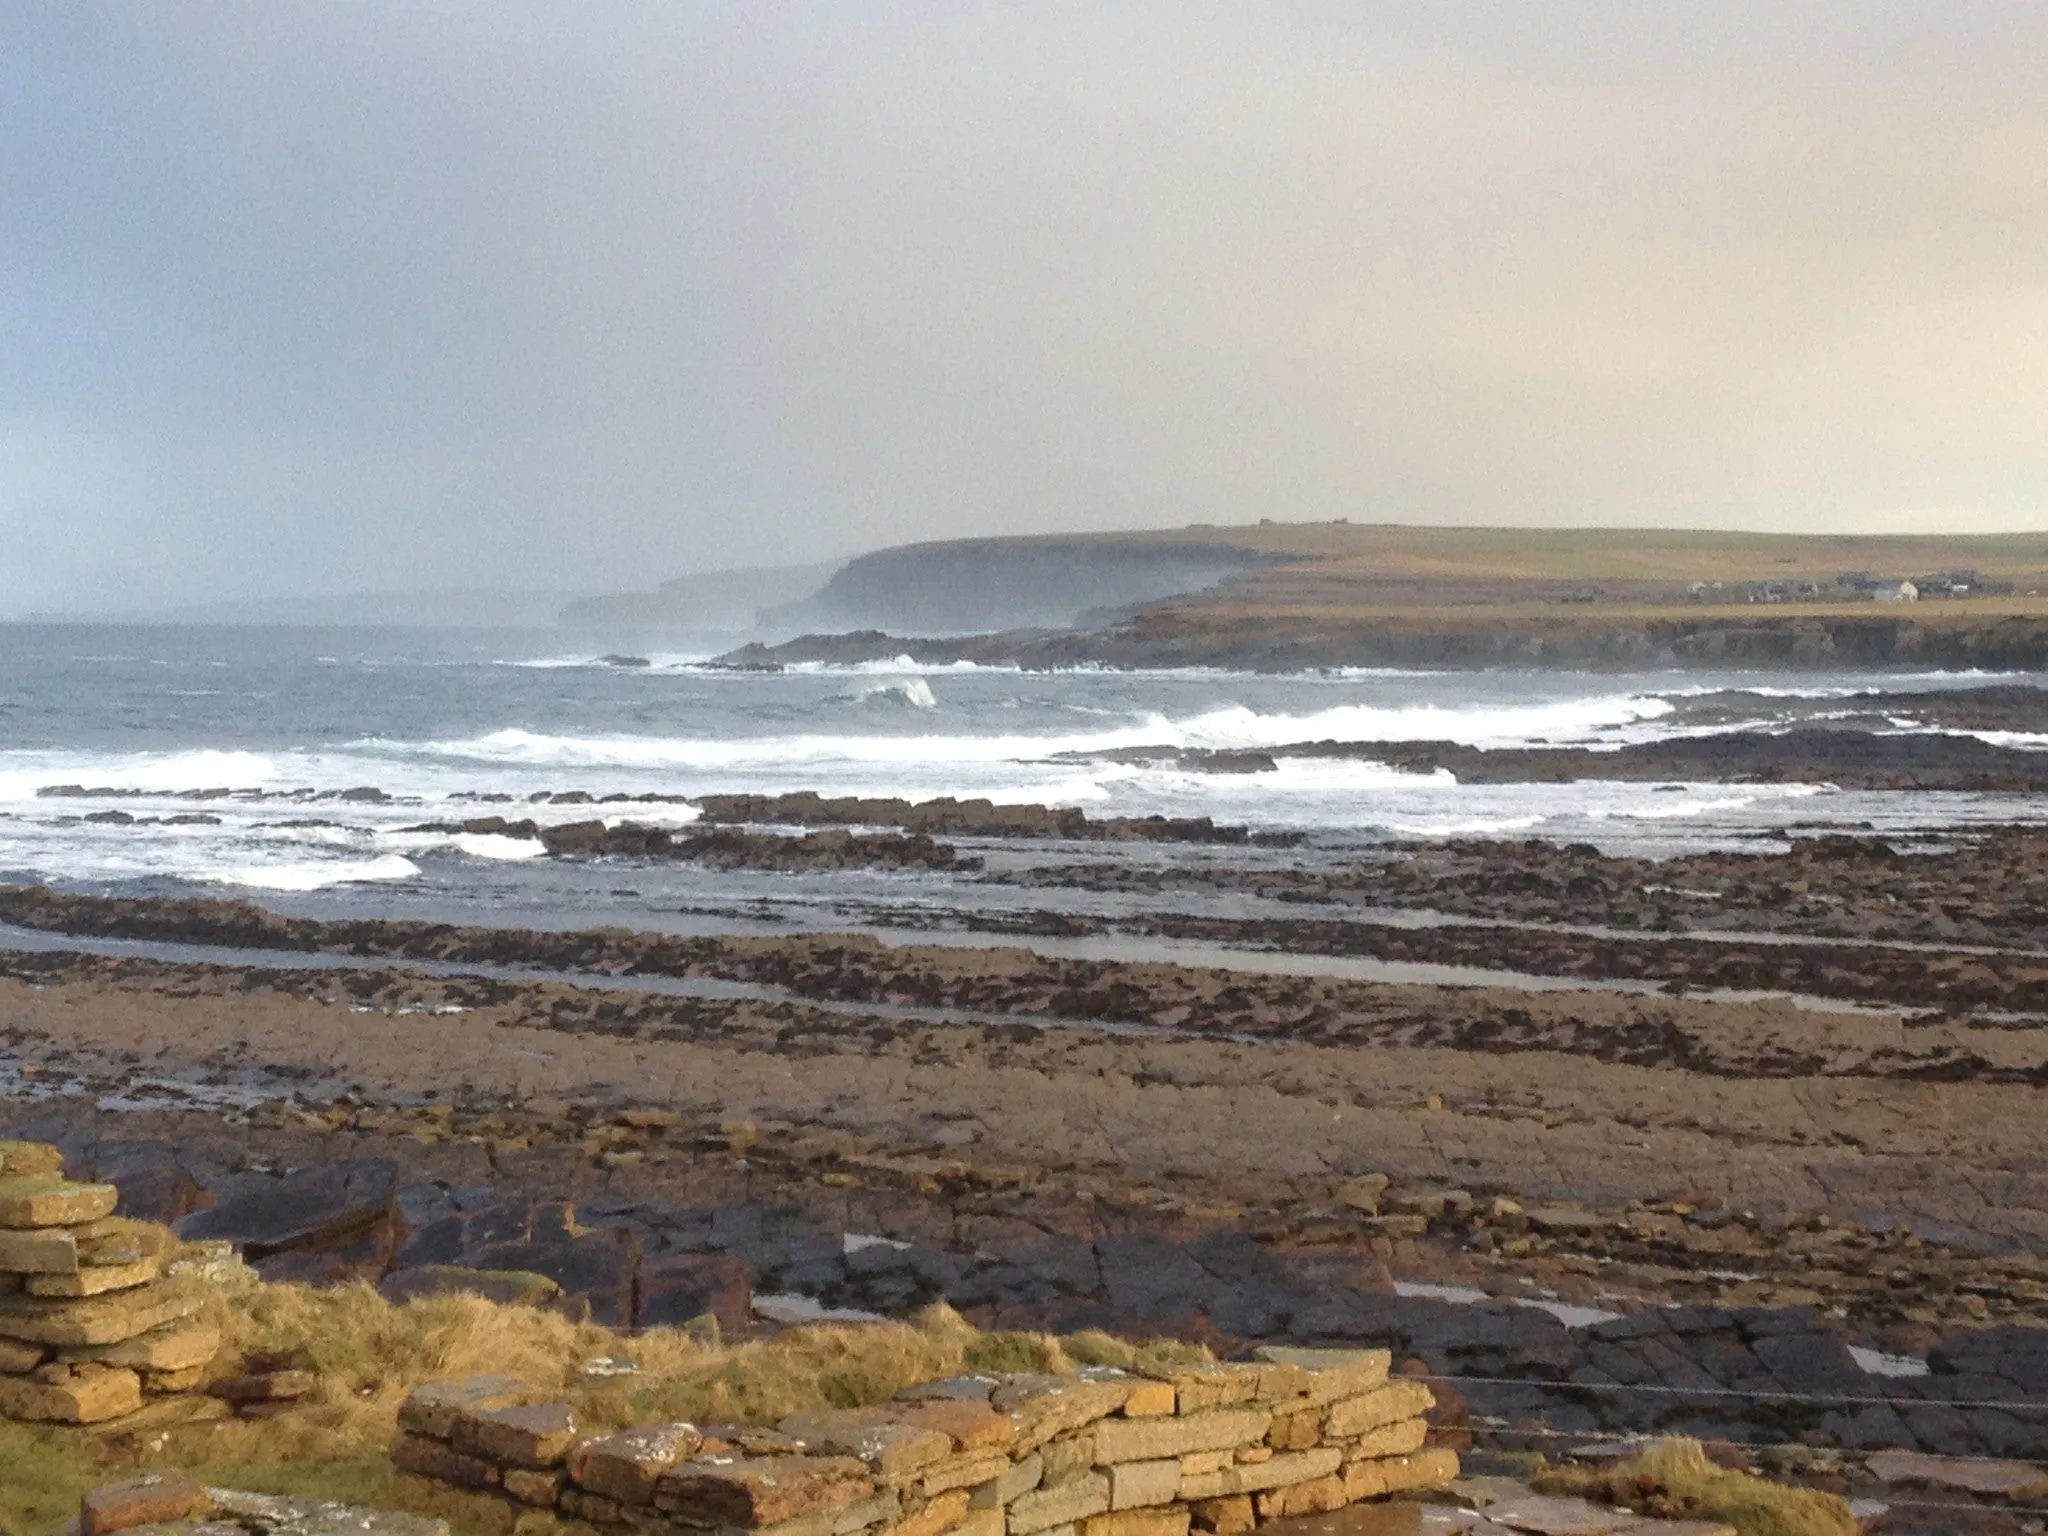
710 610 2048 673
1119 729 2048 794
694 795 1275 847
993 825 2048 950
5 748 2047 1483
3 900 2047 1459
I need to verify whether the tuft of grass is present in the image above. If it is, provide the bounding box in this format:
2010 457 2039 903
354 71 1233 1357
1535 1437 1858 1536
1058 1329 1213 1372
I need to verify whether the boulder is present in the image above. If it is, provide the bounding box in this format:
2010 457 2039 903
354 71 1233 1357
89 1141 208 1225
464 1220 639 1327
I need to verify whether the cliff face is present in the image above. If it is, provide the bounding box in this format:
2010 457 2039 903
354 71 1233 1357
764 539 1280 635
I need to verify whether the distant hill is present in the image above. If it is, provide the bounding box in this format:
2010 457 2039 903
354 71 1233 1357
709 521 2048 671
764 536 1284 635
559 561 843 629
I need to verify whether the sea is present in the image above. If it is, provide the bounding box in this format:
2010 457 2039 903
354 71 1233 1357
2 624 2044 936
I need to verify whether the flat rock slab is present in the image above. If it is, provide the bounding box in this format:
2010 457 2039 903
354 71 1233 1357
82 1470 209 1535
451 1401 581 1467
1865 1450 2048 1499
0 1280 203 1346
779 1406 955 1477
0 1175 119 1228
27 1255 160 1297
396 1374 531 1439
0 1363 142 1423
1483 1498 1651 1535
205 1490 451 1536
655 1454 875 1527
60 1315 222 1372
0 1139 66 1177
567 1422 705 1506
1259 1500 1426 1535
0 1224 82 1274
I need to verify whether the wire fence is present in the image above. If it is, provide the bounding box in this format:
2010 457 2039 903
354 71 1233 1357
1431 1369 2048 1417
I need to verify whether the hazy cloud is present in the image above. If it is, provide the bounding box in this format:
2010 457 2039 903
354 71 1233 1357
5 3 2047 612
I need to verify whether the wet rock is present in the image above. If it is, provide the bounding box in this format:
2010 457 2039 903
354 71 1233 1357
87 1142 207 1226
638 1250 751 1336
175 1161 397 1259
1864 1449 2048 1499
694 792 1252 845
464 1213 639 1327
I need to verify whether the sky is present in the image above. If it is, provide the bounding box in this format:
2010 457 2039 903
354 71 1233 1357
4 3 2048 615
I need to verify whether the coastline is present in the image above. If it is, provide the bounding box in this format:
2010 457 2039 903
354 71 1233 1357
713 605 2048 673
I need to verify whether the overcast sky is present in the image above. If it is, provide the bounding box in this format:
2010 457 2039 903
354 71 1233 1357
5 4 2048 613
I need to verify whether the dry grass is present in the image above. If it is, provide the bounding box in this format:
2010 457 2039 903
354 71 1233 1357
0 1281 1212 1536
1535 1437 1859 1536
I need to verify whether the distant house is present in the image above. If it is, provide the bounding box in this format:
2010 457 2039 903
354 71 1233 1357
1914 569 1980 597
1873 580 1919 603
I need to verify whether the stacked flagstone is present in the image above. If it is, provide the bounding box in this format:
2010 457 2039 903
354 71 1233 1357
392 1346 1456 1534
0 1140 224 1424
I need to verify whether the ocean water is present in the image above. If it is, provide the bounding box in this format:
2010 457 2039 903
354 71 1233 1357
1 624 2043 929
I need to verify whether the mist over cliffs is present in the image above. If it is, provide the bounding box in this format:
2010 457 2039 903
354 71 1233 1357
762 538 1276 635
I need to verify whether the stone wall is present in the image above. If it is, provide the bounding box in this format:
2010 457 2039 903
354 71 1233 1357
392 1349 1457 1536
0 1140 227 1424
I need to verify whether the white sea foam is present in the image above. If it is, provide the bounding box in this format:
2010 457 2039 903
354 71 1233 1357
196 854 420 891
857 678 939 710
452 833 547 860
782 656 1005 676
1945 728 2048 751
6 658 2044 890
396 692 1672 777
0 749 285 803
1385 814 1548 837
1584 786 1823 822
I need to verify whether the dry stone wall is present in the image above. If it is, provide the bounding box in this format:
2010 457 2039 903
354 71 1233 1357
0 1139 228 1423
392 1348 1457 1536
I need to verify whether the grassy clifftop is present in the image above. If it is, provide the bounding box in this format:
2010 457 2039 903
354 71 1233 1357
716 522 2048 669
